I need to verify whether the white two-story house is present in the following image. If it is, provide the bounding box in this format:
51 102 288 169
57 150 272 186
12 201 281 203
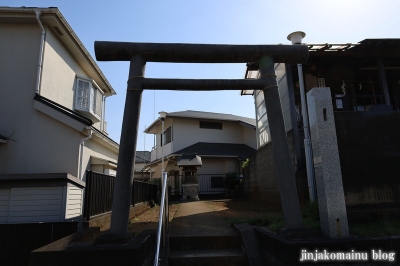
0 7 119 224
144 110 256 194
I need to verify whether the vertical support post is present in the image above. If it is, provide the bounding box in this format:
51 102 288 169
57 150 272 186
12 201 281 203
297 63 317 201
377 58 391 106
259 56 303 229
307 87 349 238
161 117 165 246
285 64 302 171
109 55 146 238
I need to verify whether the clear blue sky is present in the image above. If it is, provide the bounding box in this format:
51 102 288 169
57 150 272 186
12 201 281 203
4 1 400 151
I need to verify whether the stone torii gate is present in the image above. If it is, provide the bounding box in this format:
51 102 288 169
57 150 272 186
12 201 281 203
94 41 309 241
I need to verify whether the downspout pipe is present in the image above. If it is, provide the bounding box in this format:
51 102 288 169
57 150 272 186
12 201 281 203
287 31 317 202
77 127 92 232
34 10 45 95
101 95 110 132
78 127 93 180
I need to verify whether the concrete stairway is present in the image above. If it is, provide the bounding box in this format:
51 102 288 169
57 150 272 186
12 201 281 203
168 201 248 266
169 234 248 266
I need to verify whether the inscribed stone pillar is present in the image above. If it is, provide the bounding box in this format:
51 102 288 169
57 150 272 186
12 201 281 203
307 87 349 237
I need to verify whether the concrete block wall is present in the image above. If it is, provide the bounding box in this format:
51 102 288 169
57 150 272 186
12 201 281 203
243 130 308 209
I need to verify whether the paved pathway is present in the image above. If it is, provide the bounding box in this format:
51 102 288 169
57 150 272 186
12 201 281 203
169 200 236 236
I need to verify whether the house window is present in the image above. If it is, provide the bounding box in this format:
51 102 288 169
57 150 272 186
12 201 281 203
76 79 90 109
199 121 222 130
161 126 172 146
211 176 224 188
165 126 172 144
74 77 103 121
318 78 326 87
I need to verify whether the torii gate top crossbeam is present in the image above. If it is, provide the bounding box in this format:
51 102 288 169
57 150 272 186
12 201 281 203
95 41 308 64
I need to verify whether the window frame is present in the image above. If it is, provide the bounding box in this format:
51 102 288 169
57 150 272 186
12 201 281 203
74 76 103 122
160 126 172 146
199 121 223 130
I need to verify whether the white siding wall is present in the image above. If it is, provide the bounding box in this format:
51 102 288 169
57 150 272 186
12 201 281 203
65 185 83 220
172 118 245 152
152 139 173 161
242 126 257 149
0 186 86 224
253 63 293 148
8 187 63 223
225 159 237 173
150 150 157 162
149 117 256 162
104 169 116 176
0 189 11 223
197 158 237 174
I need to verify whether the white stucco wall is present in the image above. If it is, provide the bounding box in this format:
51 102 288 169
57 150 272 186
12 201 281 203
0 23 43 173
40 27 102 130
0 23 117 176
81 136 118 181
242 126 257 149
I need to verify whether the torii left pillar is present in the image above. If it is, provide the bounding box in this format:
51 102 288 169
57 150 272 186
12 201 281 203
97 55 145 243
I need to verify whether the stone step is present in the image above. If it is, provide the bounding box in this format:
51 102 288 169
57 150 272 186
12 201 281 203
169 248 248 266
169 235 241 250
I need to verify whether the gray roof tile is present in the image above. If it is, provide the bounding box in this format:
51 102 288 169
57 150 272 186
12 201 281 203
175 142 255 160
166 110 256 127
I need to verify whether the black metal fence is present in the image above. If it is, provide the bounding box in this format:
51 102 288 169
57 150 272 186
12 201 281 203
84 171 157 221
132 180 158 206
84 171 115 220
168 174 229 196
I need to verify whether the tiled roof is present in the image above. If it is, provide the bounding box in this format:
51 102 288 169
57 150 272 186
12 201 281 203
136 151 151 163
175 142 256 160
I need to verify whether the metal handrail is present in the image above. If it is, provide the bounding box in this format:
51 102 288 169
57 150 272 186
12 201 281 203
154 171 168 266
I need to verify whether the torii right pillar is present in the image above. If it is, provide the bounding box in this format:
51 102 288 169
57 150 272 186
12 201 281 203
260 56 303 229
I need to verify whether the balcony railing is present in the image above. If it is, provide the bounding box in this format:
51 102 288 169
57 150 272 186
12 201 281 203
168 174 231 196
150 142 173 162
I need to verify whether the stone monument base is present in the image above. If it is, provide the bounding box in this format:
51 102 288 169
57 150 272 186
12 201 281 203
181 184 200 201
